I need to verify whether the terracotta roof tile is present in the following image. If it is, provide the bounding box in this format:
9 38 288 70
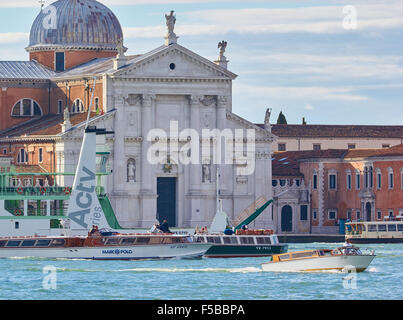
270 124 403 138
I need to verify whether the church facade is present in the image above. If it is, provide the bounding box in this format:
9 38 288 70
0 0 276 229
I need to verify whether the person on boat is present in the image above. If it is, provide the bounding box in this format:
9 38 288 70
241 224 248 231
149 224 161 233
159 219 172 233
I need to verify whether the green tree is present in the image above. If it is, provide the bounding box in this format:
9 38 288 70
276 111 287 124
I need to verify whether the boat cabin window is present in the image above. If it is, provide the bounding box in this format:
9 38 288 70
105 238 121 245
223 236 238 244
0 240 6 247
171 237 183 243
291 251 316 259
388 224 397 232
398 224 403 231
378 224 387 232
21 240 36 247
51 239 66 247
278 254 290 261
121 238 136 245
241 237 255 244
195 236 205 243
206 237 221 244
36 239 51 247
136 237 151 244
6 240 22 247
368 224 377 232
270 236 279 244
256 237 271 244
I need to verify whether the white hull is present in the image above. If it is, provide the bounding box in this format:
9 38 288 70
0 243 211 260
261 255 375 272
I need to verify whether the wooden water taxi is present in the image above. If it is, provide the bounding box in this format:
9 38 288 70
261 244 375 272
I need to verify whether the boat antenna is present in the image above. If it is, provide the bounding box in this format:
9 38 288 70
85 76 97 128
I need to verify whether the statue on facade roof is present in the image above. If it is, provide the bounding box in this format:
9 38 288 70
63 106 70 122
116 37 125 56
165 10 178 45
218 40 227 60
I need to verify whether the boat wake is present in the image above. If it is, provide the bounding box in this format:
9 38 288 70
118 267 263 274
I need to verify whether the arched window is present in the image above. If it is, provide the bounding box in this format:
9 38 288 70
17 149 28 164
11 99 42 117
71 99 84 113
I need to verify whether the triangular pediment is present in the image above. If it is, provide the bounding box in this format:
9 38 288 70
111 44 237 80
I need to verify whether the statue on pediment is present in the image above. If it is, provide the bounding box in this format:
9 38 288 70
165 10 178 45
218 40 227 60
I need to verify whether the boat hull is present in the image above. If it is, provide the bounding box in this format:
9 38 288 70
261 255 375 273
347 237 403 244
0 243 211 260
204 244 288 258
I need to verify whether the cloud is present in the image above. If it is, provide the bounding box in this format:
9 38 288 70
0 32 29 44
233 83 369 102
305 104 314 110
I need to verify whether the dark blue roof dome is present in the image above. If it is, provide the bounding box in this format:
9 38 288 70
27 0 123 52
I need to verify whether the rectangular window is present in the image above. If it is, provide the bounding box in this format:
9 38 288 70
2 148 6 154
278 143 286 152
55 52 65 71
95 97 99 111
313 144 321 151
328 210 337 220
401 172 403 189
347 210 352 221
368 224 377 232
348 144 356 149
382 144 390 148
300 205 308 221
58 100 63 114
38 148 43 163
377 210 382 220
313 209 317 220
329 174 337 190
313 174 318 190
356 210 361 220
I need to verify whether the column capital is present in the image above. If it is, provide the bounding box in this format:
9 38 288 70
142 94 156 107
189 95 203 106
217 95 229 107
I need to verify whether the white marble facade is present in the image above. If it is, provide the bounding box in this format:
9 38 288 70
56 41 276 229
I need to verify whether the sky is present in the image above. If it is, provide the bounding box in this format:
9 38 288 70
0 0 402 126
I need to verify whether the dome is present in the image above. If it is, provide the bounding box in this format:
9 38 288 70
27 0 123 52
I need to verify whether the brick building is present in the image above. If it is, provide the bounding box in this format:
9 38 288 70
272 145 403 234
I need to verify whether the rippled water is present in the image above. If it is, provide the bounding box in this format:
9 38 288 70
0 243 401 300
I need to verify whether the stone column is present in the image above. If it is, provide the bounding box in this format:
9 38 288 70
216 95 229 195
140 94 155 193
112 93 126 194
189 95 202 193
140 94 158 228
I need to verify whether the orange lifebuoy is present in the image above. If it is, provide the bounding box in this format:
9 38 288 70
16 187 24 195
14 208 23 216
64 187 72 195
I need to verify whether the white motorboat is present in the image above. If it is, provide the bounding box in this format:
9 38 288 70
261 244 375 273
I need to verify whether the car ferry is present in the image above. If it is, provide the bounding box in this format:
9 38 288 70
0 125 212 260
261 244 375 273
345 220 403 244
